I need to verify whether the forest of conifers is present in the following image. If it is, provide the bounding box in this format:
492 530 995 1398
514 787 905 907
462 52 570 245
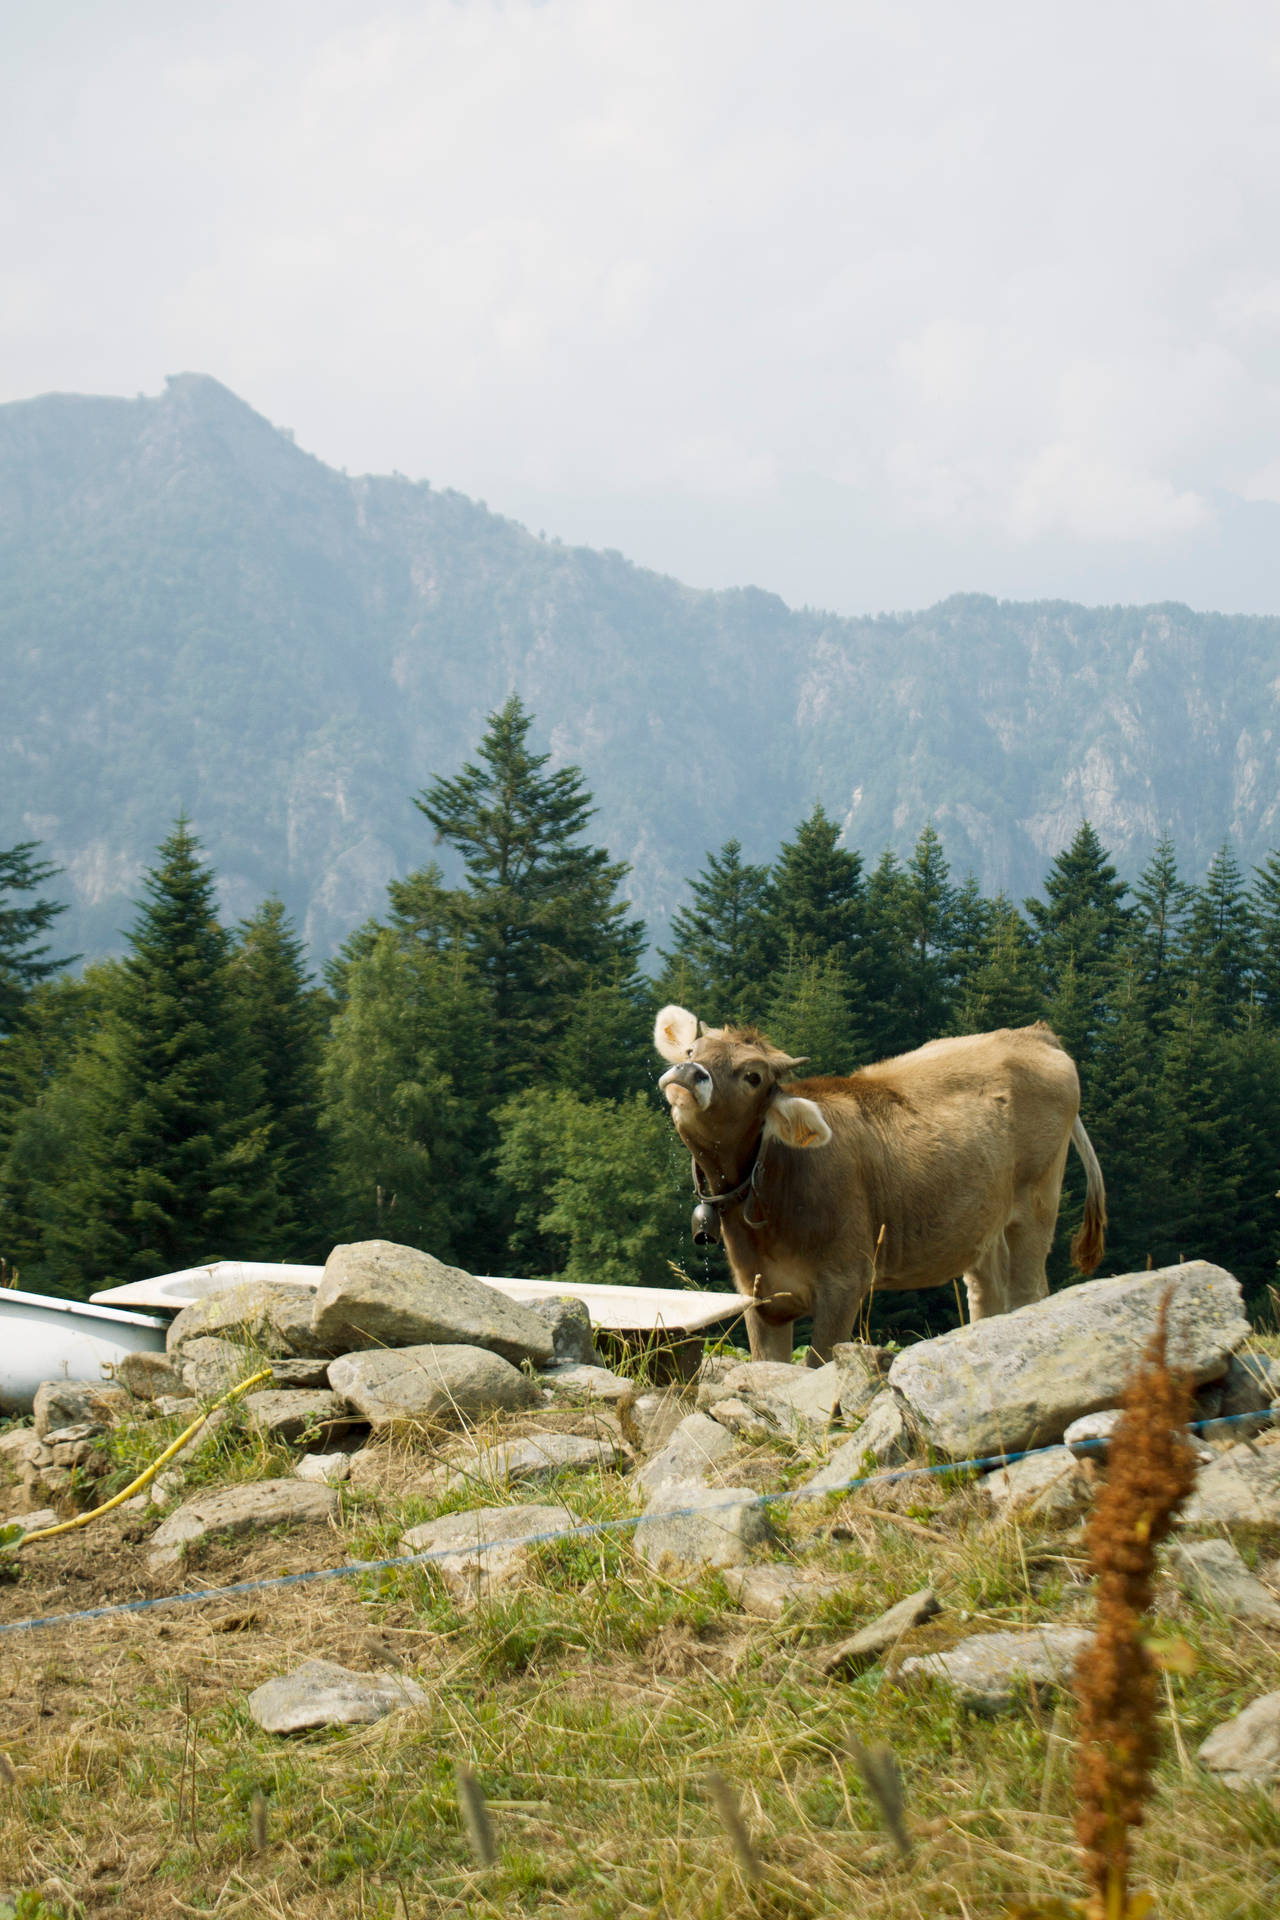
2 694 1279 1335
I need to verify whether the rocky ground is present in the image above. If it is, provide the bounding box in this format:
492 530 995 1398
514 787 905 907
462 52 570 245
2 1247 1280 1918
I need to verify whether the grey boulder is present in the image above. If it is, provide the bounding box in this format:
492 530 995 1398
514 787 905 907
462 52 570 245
523 1294 601 1365
113 1351 187 1401
327 1343 540 1430
821 1587 941 1675
720 1563 847 1620
179 1337 256 1400
166 1282 332 1358
248 1659 427 1733
242 1389 359 1447
1198 1690 1280 1787
538 1361 633 1403
1180 1442 1280 1527
633 1482 772 1574
429 1432 629 1496
401 1502 575 1606
33 1380 130 1438
1167 1538 1280 1624
900 1626 1092 1713
889 1262 1249 1460
311 1240 554 1367
699 1361 839 1439
983 1447 1091 1518
148 1478 340 1569
635 1413 738 1497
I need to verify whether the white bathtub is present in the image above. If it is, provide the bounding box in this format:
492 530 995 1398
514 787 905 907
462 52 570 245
0 1287 168 1416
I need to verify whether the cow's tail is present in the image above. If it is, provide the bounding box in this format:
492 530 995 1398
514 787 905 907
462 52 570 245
1069 1114 1107 1275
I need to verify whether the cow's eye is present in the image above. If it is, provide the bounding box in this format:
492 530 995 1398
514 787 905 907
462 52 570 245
743 1069 762 1087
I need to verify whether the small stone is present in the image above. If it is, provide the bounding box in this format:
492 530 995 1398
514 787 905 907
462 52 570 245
984 1447 1091 1518
821 1588 942 1675
33 1381 130 1438
900 1626 1092 1713
1063 1410 1123 1459
432 1432 629 1496
707 1396 775 1443
328 1344 540 1431
1198 1690 1280 1787
156 1396 200 1419
633 1481 773 1574
401 1502 576 1606
312 1241 554 1367
523 1295 601 1365
830 1343 886 1419
113 1351 187 1400
720 1563 847 1619
261 1356 336 1391
0 1428 42 1472
797 1433 878 1497
618 1388 687 1455
294 1452 352 1485
147 1478 340 1569
635 1413 739 1496
1167 1538 1280 1624
1180 1443 1280 1527
700 1361 838 1439
1199 1354 1278 1440
248 1658 428 1733
538 1361 633 1403
242 1389 358 1446
0 1506 59 1536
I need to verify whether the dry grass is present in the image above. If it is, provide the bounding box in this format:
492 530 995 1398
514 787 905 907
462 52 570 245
2 1378 1280 1919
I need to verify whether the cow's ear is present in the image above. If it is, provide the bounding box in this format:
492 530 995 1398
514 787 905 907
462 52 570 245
654 1004 700 1062
764 1094 832 1150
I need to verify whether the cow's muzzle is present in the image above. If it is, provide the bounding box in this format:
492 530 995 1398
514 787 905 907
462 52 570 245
658 1060 713 1109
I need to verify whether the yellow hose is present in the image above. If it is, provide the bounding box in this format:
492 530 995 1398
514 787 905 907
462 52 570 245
15 1365 275 1547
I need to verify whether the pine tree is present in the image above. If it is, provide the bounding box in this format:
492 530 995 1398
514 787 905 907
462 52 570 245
895 823 958 1045
415 696 644 1087
1127 836 1192 1028
1250 848 1280 1026
1181 842 1257 1030
858 849 914 1059
1154 981 1245 1271
769 804 864 962
0 841 76 1037
229 897 328 1258
1026 821 1131 1066
45 821 274 1290
657 839 775 1025
765 949 863 1074
1081 958 1169 1275
952 897 1043 1033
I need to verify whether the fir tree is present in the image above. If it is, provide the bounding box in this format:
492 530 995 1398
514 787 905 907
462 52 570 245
858 849 915 1059
1251 847 1280 1027
1127 836 1192 1027
952 897 1043 1033
1026 821 1131 1065
895 823 958 1045
769 804 864 962
657 839 775 1025
229 897 328 1258
415 696 644 1087
765 949 863 1074
0 841 76 1037
1181 841 1257 1030
45 821 274 1290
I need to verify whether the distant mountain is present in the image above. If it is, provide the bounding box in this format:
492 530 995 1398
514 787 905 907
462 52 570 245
3 373 1279 963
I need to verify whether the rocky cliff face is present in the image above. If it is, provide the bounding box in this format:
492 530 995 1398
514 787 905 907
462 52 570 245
3 374 1278 961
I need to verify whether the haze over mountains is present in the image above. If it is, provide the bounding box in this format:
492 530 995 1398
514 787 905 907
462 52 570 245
3 373 1278 965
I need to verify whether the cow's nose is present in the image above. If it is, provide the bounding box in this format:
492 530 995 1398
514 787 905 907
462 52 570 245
659 1061 713 1108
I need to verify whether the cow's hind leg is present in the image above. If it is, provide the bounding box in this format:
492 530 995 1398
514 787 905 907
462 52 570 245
805 1278 862 1366
1002 1207 1055 1310
963 1234 1012 1321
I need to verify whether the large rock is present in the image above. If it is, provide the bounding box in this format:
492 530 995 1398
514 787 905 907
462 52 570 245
538 1361 633 1403
799 1392 919 1494
430 1432 629 1496
618 1388 688 1456
179 1337 255 1400
148 1478 340 1569
311 1241 554 1367
166 1282 333 1358
900 1626 1092 1713
635 1413 738 1497
889 1262 1249 1460
327 1343 540 1430
242 1389 359 1447
983 1447 1091 1519
33 1380 130 1438
1180 1443 1280 1528
633 1482 772 1574
829 1343 888 1419
1167 1539 1280 1624
113 1351 187 1401
1198 1691 1280 1787
699 1361 838 1439
401 1502 575 1605
248 1659 427 1733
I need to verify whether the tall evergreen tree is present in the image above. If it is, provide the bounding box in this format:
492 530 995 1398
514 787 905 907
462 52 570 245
1125 836 1192 1031
769 804 864 962
765 949 863 1074
229 897 328 1258
894 823 958 1045
0 841 76 1037
1181 841 1257 1031
1026 821 1131 1065
858 849 915 1059
952 897 1043 1033
657 839 775 1025
44 822 274 1290
415 696 644 1087
1250 847 1280 1027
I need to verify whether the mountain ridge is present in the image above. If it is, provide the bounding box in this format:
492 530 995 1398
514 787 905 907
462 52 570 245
3 373 1278 963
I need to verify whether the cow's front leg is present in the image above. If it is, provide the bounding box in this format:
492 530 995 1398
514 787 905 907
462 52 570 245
743 1302 794 1362
805 1277 862 1365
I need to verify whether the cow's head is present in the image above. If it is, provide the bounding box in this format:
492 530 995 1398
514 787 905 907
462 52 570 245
653 1004 832 1163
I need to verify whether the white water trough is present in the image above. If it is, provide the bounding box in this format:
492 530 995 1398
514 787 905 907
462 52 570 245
0 1287 168 1416
90 1260 743 1336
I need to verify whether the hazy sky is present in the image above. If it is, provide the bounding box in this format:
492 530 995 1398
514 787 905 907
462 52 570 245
5 1 1280 615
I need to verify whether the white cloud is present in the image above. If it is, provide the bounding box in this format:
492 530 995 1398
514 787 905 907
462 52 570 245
4 0 1280 608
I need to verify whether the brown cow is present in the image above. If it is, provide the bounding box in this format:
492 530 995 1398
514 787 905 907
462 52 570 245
655 1004 1106 1364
